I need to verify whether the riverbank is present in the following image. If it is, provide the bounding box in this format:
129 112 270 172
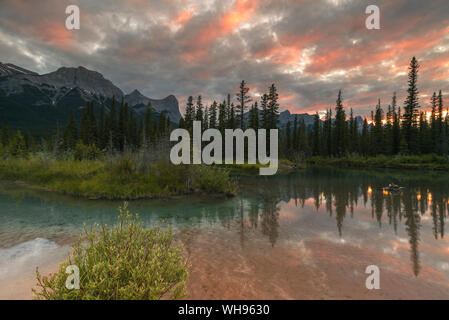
0 155 236 200
307 154 449 171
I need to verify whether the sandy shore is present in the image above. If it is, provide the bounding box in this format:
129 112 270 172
0 263 59 300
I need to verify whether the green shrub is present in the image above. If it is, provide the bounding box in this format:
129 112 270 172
189 165 236 195
112 153 138 176
33 204 189 300
74 142 102 161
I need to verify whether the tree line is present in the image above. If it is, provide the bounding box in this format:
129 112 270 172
282 57 448 160
0 56 447 162
178 81 280 132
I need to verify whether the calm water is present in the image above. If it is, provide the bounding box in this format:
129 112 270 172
1 168 449 299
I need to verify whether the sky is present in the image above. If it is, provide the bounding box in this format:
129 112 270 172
1 0 449 117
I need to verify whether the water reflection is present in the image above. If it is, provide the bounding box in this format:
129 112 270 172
239 168 449 276
1 168 448 278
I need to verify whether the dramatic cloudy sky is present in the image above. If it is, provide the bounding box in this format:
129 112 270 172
1 0 449 116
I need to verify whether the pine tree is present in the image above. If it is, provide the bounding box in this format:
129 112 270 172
117 99 129 151
373 99 384 154
430 92 438 152
203 106 209 130
348 108 359 154
106 96 118 150
63 109 78 150
227 103 237 129
236 80 251 129
293 115 298 152
144 102 153 142
209 101 218 129
419 111 431 154
312 113 321 156
267 84 280 129
361 119 369 156
323 109 332 157
218 100 227 133
184 96 195 131
298 119 310 157
403 57 420 154
392 105 401 155
437 90 446 155
248 102 259 129
195 95 203 126
158 112 166 136
260 94 269 130
333 90 347 156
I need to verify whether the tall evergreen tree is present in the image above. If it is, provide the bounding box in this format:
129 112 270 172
333 90 347 156
236 80 251 129
195 95 204 126
260 94 269 130
218 100 227 133
266 84 280 129
248 102 259 129
403 57 420 154
312 113 321 156
373 99 384 154
63 109 78 150
184 96 195 131
209 101 218 129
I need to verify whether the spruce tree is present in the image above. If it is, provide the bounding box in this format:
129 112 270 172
403 57 420 154
236 80 251 129
361 119 369 156
312 113 321 156
248 102 259 129
195 96 204 126
184 96 195 131
209 101 218 129
63 109 78 150
373 99 384 154
218 101 227 133
267 84 280 129
333 90 347 156
260 94 269 130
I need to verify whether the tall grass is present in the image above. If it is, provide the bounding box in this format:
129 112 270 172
0 152 236 199
307 154 449 170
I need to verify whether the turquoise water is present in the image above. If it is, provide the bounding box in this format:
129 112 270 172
1 168 449 298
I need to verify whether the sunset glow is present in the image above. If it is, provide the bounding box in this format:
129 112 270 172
1 0 448 116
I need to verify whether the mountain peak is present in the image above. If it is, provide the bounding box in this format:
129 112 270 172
128 89 144 97
0 62 38 77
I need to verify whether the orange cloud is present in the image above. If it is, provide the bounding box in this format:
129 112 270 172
181 0 259 63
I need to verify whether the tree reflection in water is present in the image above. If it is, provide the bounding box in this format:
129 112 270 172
237 168 449 276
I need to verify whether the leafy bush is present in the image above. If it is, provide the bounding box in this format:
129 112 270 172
74 142 102 161
8 131 28 158
189 165 236 195
33 204 189 300
112 153 138 176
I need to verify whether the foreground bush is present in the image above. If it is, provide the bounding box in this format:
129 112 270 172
33 204 189 300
